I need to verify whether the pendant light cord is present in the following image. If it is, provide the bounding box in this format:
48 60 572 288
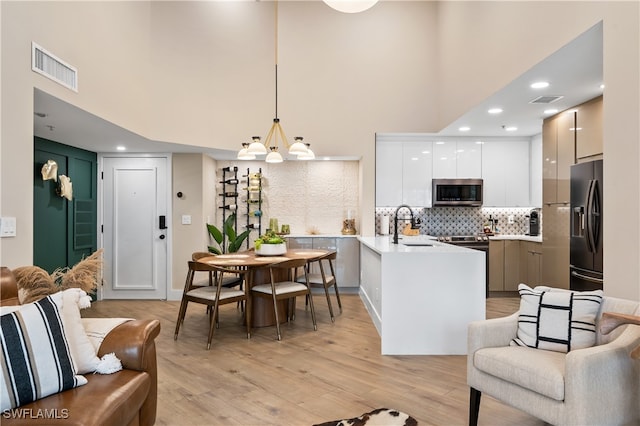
274 0 279 120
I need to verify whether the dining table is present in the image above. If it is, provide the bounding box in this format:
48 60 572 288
197 248 330 327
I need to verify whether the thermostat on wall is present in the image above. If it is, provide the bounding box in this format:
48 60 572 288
0 217 17 237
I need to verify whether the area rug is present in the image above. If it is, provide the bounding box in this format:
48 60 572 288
314 408 418 426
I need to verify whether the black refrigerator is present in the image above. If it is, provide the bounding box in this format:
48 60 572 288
569 159 603 291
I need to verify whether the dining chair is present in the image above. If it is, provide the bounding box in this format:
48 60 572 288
251 257 317 341
192 251 244 311
296 250 342 322
191 251 242 289
174 261 250 349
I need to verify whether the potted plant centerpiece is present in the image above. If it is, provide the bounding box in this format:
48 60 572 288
254 229 287 256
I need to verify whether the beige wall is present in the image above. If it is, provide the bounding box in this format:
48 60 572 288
1 1 638 300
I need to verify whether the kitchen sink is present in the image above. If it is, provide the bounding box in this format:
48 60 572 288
402 242 433 247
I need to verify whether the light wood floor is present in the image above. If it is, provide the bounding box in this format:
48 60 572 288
84 294 545 426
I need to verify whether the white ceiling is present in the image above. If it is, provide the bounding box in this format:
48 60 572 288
33 21 603 157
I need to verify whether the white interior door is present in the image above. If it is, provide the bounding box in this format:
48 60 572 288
101 156 169 299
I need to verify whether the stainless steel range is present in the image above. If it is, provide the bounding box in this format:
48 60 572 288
436 235 490 246
437 235 490 297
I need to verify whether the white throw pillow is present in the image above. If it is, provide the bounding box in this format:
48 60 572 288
59 288 123 374
0 293 88 410
511 283 603 353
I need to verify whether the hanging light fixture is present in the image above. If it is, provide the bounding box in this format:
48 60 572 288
298 143 315 160
237 142 256 160
323 0 378 14
238 0 312 162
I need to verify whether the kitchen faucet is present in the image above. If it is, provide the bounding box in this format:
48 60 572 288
393 204 415 244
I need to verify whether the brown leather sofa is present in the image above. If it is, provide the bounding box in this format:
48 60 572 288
1 266 160 425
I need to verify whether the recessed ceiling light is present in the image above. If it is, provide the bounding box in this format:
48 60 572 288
475 141 484 145
435 141 445 145
505 126 518 132
116 146 126 151
411 157 419 161
600 84 605 89
531 81 549 89
544 109 559 114
421 150 431 154
458 126 470 132
488 108 503 114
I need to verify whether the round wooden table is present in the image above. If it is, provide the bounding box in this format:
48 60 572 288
197 249 329 327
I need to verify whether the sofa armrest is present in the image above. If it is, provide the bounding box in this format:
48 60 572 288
468 312 519 355
98 319 161 426
98 319 161 371
564 326 640 424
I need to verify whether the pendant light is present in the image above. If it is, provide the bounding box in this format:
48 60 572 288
297 143 315 160
323 0 378 14
238 0 313 162
237 142 256 160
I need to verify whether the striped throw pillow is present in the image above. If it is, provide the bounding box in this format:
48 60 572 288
0 293 87 410
511 283 603 353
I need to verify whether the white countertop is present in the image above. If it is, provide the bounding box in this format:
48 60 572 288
358 235 476 255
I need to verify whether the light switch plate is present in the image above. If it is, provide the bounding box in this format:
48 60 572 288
0 217 17 237
181 215 192 225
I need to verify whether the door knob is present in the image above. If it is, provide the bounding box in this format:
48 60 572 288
159 234 165 240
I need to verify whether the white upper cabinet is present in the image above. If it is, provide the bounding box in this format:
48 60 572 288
432 141 457 178
402 142 433 207
456 141 483 178
433 141 482 178
482 140 531 206
377 135 530 208
375 140 403 207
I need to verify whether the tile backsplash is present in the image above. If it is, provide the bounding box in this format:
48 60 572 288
376 206 540 236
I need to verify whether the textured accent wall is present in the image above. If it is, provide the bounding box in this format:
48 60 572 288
375 206 540 237
217 160 359 236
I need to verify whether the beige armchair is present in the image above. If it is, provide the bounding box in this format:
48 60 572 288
468 295 640 426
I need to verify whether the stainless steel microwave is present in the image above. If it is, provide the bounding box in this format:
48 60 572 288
432 178 483 207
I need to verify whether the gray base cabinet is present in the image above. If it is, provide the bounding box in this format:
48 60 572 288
286 236 360 288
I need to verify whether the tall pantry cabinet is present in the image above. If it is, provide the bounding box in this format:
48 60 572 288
542 96 602 289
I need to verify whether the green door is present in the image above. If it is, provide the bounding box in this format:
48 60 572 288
34 137 98 273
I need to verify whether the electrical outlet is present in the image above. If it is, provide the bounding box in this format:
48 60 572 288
508 215 514 224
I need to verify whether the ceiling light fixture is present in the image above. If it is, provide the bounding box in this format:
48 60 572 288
504 126 518 132
116 146 126 151
488 108 503 114
459 126 471 132
238 1 313 163
544 108 559 114
530 81 550 89
297 142 315 160
237 142 256 160
323 0 378 13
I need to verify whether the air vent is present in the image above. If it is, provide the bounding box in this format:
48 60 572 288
32 42 78 92
529 95 563 104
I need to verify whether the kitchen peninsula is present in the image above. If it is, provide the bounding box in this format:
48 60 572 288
358 236 485 355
